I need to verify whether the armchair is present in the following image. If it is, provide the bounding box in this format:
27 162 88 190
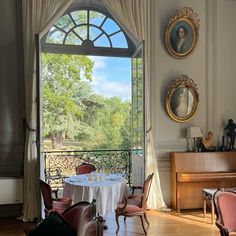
25 200 103 236
115 173 154 235
62 200 103 236
214 189 236 236
75 163 96 175
39 179 72 216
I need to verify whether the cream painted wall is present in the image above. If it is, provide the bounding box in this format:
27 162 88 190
216 0 236 138
151 0 236 206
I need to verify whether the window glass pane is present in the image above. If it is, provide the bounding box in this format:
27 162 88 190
102 18 120 35
46 27 66 44
89 26 102 41
65 32 82 45
137 79 143 95
71 10 87 25
89 11 106 26
131 46 144 159
110 32 128 48
55 14 75 32
132 82 137 97
94 34 110 47
74 26 87 40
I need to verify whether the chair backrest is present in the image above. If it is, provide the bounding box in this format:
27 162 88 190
141 173 154 208
76 163 96 175
39 179 53 211
214 189 236 234
82 217 104 236
62 200 103 236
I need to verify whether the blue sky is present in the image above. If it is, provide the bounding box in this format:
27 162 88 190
89 56 131 101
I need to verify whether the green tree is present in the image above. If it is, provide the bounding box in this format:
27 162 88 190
82 96 131 150
42 53 94 149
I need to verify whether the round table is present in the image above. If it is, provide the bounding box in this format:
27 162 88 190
63 173 127 216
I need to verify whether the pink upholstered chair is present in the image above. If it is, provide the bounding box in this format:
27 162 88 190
214 189 236 236
62 200 104 236
25 200 103 236
75 162 96 175
39 179 72 216
115 173 154 235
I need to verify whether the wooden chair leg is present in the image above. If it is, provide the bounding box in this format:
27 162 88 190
115 213 120 234
144 212 150 226
140 215 147 235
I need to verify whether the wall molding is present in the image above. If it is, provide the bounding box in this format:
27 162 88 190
155 139 187 151
205 0 218 136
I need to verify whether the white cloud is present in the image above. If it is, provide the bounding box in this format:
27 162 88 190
88 56 131 101
89 56 106 70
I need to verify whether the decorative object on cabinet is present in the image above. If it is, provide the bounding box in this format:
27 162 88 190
164 7 200 59
165 75 199 123
219 136 226 151
186 126 203 152
201 131 216 152
224 118 236 151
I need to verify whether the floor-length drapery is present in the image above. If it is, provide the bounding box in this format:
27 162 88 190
21 0 72 221
102 0 166 209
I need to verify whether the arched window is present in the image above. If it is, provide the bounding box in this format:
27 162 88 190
41 7 135 57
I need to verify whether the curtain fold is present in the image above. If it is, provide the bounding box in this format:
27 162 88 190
21 0 72 222
102 0 167 209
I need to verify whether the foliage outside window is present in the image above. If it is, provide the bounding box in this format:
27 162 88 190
42 53 131 151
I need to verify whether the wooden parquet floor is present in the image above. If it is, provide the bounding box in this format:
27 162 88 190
0 210 220 236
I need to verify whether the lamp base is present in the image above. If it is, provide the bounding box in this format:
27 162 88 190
193 137 198 152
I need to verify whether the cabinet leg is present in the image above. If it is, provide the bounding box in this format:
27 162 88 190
203 199 206 218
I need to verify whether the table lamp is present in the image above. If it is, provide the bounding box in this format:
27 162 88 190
186 126 203 152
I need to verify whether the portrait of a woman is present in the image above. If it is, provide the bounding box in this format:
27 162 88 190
170 22 193 54
164 7 199 58
170 87 194 118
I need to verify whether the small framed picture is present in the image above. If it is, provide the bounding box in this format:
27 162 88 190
165 7 200 59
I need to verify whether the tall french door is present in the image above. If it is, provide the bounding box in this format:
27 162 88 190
131 42 145 185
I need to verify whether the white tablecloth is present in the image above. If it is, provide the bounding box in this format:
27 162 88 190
63 173 127 215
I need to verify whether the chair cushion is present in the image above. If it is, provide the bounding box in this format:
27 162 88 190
27 211 76 236
116 202 144 215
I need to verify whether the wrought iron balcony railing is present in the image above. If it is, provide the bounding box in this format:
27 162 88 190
43 149 131 191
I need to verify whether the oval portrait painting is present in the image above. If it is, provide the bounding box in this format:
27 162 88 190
165 75 199 123
164 7 200 59
170 86 194 118
170 21 194 55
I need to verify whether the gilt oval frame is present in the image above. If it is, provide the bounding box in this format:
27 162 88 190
164 7 200 59
165 75 199 123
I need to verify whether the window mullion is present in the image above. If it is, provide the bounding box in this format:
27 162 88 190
87 10 89 40
68 13 76 26
72 29 84 42
100 16 107 28
108 30 122 37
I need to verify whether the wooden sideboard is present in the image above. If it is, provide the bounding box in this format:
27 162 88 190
170 152 236 212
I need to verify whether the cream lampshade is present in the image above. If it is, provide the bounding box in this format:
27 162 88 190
186 127 203 152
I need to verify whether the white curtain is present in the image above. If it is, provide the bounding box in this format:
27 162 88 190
21 0 73 222
102 0 167 209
